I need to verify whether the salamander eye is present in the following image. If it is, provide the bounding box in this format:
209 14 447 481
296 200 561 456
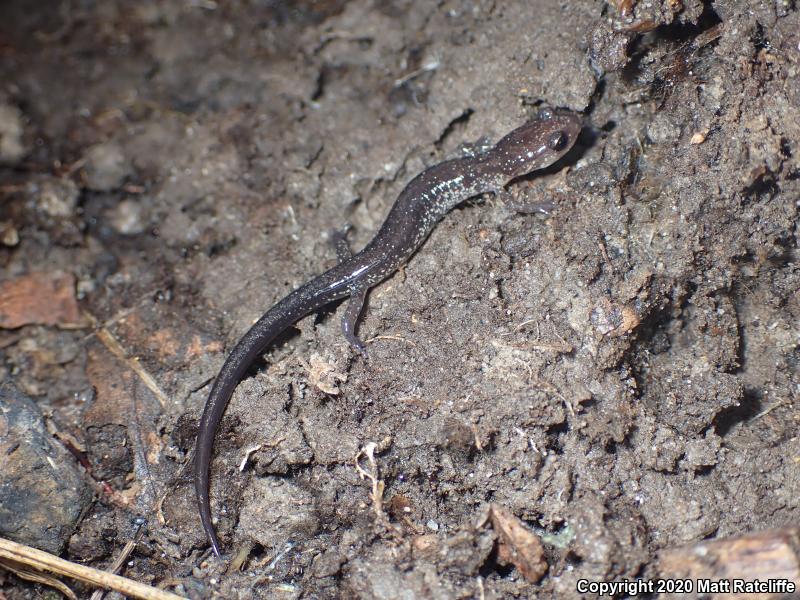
547 131 568 151
538 108 554 120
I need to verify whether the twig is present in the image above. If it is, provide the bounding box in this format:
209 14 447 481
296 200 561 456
354 443 386 524
0 537 185 600
94 326 170 409
89 519 146 600
0 558 77 600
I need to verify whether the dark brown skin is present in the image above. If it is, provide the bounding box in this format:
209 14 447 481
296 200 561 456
195 109 582 557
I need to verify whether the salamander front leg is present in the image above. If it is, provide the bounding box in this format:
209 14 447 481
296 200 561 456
342 284 369 358
331 224 354 263
498 188 555 215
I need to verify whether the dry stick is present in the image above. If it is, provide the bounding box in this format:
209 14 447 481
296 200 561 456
95 327 169 409
89 523 145 600
0 537 186 600
354 443 388 526
0 558 78 600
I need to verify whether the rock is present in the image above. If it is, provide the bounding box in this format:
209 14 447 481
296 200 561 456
82 141 132 191
0 383 92 553
108 197 147 235
0 103 27 165
29 175 79 219
237 479 320 549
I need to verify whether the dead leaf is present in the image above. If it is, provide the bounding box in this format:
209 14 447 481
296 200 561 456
301 353 347 395
0 271 85 329
411 534 439 558
690 130 708 144
490 504 548 583
590 298 641 337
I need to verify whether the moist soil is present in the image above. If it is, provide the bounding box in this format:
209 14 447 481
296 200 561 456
0 1 798 598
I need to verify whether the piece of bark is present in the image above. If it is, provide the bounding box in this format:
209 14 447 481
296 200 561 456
658 527 800 599
0 272 84 329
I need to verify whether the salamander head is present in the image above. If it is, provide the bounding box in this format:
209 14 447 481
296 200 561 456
491 108 582 180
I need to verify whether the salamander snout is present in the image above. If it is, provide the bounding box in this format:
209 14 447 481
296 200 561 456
492 109 582 179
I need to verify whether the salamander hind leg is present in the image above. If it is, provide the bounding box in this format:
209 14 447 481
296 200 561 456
341 284 369 358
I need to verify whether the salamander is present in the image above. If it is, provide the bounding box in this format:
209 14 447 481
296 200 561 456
195 108 582 557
